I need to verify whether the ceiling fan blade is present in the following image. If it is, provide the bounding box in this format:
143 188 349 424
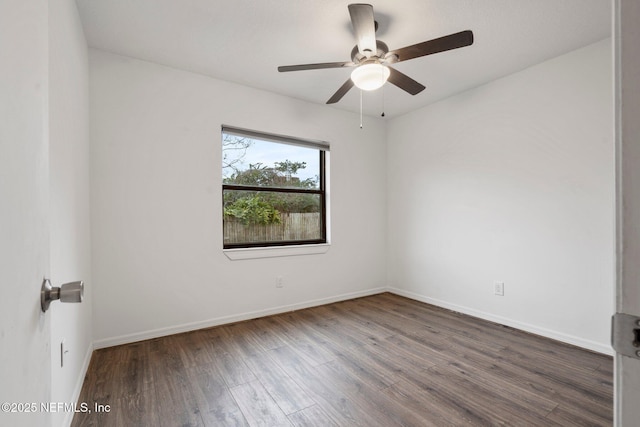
348 3 377 57
278 62 355 72
387 67 425 95
387 30 474 63
326 78 355 104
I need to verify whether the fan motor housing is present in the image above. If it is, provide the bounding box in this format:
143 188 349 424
351 40 389 64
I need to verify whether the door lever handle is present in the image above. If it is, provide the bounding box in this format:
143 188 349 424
41 278 84 312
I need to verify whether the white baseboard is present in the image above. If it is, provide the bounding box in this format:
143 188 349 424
387 287 613 356
92 286 613 356
93 287 387 349
63 340 94 427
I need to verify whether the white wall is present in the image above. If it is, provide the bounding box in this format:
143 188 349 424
0 1 52 426
89 50 388 346
49 1 92 426
387 39 614 354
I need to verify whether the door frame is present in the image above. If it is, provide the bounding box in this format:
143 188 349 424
614 0 640 425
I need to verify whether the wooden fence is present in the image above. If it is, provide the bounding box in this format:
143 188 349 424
224 212 320 244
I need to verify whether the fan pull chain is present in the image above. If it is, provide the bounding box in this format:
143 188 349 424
381 85 385 117
359 89 363 129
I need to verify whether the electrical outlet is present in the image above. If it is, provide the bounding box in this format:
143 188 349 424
494 281 504 296
276 276 284 288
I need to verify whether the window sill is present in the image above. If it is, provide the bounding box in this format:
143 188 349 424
223 244 330 260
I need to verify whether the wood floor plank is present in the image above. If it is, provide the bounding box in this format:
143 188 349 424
424 363 562 426
363 340 439 390
186 364 249 426
99 392 162 427
545 403 611 427
173 329 217 368
498 347 613 401
83 341 153 401
382 333 454 367
244 316 291 351
443 360 558 414
203 327 258 388
148 337 205 427
68 406 100 427
440 333 613 421
266 345 386 426
318 301 397 342
219 322 270 359
379 293 607 370
243 350 316 415
296 307 377 348
267 315 336 367
313 358 436 427
388 371 499 426
287 405 338 427
362 295 510 355
71 293 613 427
381 379 475 427
229 380 292 426
276 312 342 358
212 350 257 388
328 347 400 390
348 299 462 354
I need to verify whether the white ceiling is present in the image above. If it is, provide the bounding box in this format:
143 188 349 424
76 0 612 118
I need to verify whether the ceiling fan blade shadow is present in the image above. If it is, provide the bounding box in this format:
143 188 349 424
387 30 473 63
348 3 377 56
327 78 355 104
278 62 355 72
387 67 425 95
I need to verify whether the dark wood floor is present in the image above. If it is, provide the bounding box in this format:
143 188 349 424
72 293 613 426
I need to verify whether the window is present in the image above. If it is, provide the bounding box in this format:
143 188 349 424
222 126 328 249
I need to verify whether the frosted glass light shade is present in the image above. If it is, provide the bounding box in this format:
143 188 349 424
351 63 390 91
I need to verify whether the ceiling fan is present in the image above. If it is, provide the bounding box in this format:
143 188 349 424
278 3 474 104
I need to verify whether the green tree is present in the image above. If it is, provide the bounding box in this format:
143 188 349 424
225 161 317 187
223 195 281 225
224 159 319 224
226 163 282 187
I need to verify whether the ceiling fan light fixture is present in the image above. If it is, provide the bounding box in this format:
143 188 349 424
351 63 390 91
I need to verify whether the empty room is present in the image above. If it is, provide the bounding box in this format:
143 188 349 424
3 0 640 426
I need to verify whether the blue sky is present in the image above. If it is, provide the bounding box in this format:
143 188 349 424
223 137 320 182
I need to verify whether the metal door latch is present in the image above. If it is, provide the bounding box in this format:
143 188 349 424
41 278 84 312
611 313 640 359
